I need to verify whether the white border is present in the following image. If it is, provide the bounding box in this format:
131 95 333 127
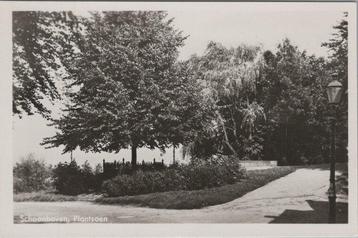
0 2 357 237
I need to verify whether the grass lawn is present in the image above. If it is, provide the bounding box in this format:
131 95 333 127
13 191 102 202
95 166 296 209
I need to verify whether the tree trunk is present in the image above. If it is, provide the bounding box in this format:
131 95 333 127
215 110 238 157
131 144 137 168
173 145 176 164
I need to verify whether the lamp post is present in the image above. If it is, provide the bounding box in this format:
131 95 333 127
280 107 290 164
326 78 343 223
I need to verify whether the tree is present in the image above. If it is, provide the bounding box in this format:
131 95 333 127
43 12 209 166
322 13 348 161
13 153 53 193
13 11 80 118
185 38 341 164
322 12 348 90
261 39 331 164
186 42 266 159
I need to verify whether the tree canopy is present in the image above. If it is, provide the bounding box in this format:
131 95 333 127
322 13 348 159
14 11 348 166
13 11 80 118
322 12 348 90
184 42 266 159
185 35 347 164
43 11 210 165
260 39 332 164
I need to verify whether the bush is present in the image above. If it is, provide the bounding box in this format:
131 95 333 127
53 160 103 195
102 156 244 197
13 154 53 193
96 166 296 209
52 161 84 195
241 135 264 161
184 155 243 189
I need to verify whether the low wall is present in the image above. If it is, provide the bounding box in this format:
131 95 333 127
239 160 277 168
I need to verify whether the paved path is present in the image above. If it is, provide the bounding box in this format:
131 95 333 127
14 167 348 223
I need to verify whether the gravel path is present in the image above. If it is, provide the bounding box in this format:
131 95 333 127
14 167 348 223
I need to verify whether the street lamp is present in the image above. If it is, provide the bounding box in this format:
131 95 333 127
327 80 343 104
280 106 290 164
326 78 343 223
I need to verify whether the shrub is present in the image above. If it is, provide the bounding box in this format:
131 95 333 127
184 155 243 189
52 160 85 195
96 166 296 209
13 154 52 193
102 156 244 197
53 160 103 195
241 136 264 161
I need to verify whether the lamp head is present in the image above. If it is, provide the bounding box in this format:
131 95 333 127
327 79 343 104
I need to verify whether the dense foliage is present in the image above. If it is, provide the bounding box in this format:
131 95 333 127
260 39 333 164
13 154 53 193
185 14 348 165
14 11 348 184
322 13 348 162
184 42 266 160
13 11 80 117
97 166 295 209
262 15 348 164
102 156 243 196
42 11 210 165
52 160 102 195
14 156 243 196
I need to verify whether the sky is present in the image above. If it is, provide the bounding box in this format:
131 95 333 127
12 3 349 167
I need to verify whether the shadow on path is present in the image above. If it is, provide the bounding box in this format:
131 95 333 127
266 200 348 223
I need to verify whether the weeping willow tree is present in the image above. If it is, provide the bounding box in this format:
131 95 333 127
183 42 266 159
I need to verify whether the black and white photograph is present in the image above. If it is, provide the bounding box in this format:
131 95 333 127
0 1 357 237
